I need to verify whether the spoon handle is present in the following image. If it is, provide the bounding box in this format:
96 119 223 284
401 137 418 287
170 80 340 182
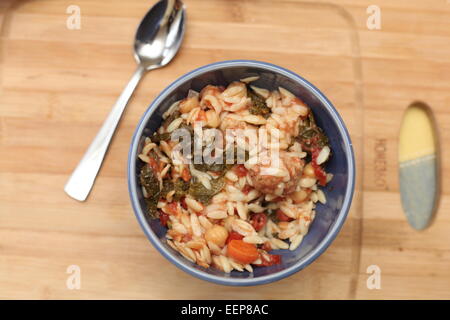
64 65 146 201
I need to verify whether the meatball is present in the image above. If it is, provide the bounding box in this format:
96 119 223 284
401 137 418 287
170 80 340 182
248 151 304 195
249 172 284 195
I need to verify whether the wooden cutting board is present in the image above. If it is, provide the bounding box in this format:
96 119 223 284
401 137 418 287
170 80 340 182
0 0 449 299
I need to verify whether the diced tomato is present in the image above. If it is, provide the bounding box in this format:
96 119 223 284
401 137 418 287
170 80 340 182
276 209 293 222
166 202 178 215
313 164 327 186
148 157 159 173
181 167 191 182
242 185 252 195
227 240 259 264
180 197 188 210
311 148 327 186
233 164 248 177
226 231 244 244
182 234 192 242
159 211 170 227
250 213 267 232
262 241 272 252
258 253 282 266
311 147 320 160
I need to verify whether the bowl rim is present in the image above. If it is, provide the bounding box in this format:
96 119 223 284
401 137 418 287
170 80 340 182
127 59 355 286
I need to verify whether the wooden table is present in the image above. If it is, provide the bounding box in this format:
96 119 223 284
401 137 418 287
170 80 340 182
1 0 449 299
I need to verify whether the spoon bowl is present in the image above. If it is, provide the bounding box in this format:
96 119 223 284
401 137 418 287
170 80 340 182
135 0 185 70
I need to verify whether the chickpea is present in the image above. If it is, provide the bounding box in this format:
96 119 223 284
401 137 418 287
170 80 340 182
303 162 316 178
180 96 199 114
205 110 220 128
204 225 229 247
289 189 309 204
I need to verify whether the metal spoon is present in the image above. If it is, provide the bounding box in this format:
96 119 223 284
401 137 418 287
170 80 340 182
64 0 186 201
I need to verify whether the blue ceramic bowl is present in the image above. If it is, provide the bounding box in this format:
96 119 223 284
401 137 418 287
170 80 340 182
128 60 355 286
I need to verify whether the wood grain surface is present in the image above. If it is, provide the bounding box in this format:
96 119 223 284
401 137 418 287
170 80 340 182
0 0 449 299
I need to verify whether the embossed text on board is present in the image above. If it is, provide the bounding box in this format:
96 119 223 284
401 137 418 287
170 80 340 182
374 138 388 190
